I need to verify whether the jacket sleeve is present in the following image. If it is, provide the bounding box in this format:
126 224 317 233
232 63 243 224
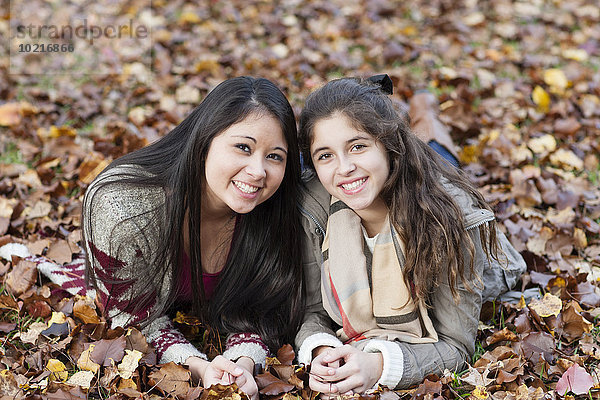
294 203 343 365
363 225 489 389
83 176 206 365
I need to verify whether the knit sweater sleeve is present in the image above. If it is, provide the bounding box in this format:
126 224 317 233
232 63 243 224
83 170 206 364
222 333 269 368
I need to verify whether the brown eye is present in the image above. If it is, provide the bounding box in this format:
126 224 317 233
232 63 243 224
235 144 251 153
267 153 284 162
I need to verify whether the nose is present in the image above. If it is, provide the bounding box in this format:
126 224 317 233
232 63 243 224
337 155 356 175
245 156 267 180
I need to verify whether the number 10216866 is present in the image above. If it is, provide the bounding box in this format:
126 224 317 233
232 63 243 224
18 43 75 52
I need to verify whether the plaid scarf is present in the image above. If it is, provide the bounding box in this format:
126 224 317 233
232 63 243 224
321 197 438 344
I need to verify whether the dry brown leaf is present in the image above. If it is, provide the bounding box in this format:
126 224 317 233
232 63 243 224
73 299 101 324
5 259 37 297
147 362 191 398
46 240 74 264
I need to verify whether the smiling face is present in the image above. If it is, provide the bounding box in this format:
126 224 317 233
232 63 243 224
203 112 287 216
311 112 390 223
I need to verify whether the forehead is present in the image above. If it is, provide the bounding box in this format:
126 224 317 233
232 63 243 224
311 113 371 146
220 112 287 146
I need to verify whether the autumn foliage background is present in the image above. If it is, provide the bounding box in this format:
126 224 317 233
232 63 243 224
1 0 600 398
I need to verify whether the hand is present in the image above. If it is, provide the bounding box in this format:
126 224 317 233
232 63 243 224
310 346 342 399
232 357 258 400
309 345 383 395
200 355 247 388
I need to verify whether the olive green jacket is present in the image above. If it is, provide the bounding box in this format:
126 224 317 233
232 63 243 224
295 174 526 389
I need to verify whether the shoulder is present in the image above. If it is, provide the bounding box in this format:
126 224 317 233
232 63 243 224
439 178 494 229
83 164 165 227
299 170 330 227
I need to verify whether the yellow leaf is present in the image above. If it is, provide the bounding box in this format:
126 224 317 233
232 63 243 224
527 134 556 155
529 293 562 317
459 144 480 164
472 385 489 399
517 296 527 310
194 59 220 74
46 359 68 381
178 11 201 24
37 126 76 142
532 85 550 112
401 25 417 36
66 370 95 388
562 48 589 62
78 344 101 373
549 148 584 171
48 311 67 326
543 69 568 93
118 378 138 390
118 349 143 379
574 228 587 249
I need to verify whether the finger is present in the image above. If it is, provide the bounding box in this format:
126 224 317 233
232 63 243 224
239 382 258 397
224 372 234 384
325 361 360 382
233 373 247 388
309 376 339 394
329 376 363 394
309 363 338 379
322 345 355 363
211 356 244 377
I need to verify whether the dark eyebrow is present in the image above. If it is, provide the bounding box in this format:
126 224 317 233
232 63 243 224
348 135 371 143
232 135 256 143
274 146 288 154
311 146 328 158
311 135 371 158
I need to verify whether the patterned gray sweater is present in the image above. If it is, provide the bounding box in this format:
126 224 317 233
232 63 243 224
82 165 268 366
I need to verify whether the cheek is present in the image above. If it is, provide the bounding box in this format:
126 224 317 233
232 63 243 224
268 164 287 188
314 165 334 188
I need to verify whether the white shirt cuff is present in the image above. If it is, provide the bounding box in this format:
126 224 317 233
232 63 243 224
363 339 404 389
297 332 343 365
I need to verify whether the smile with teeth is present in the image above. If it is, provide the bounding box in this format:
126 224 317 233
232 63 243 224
340 178 366 191
233 180 260 194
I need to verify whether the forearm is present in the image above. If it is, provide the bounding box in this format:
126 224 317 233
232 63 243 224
394 340 467 388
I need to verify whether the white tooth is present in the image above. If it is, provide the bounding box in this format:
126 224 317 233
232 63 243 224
234 181 259 193
342 178 365 190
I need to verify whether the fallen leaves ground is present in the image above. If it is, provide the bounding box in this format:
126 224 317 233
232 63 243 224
1 0 599 398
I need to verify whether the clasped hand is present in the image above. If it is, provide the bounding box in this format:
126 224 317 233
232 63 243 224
309 345 383 397
187 355 258 400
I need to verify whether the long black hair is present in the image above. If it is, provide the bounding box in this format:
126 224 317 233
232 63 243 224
299 78 499 303
84 77 303 350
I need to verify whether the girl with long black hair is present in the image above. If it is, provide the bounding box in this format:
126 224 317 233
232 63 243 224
83 76 303 398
